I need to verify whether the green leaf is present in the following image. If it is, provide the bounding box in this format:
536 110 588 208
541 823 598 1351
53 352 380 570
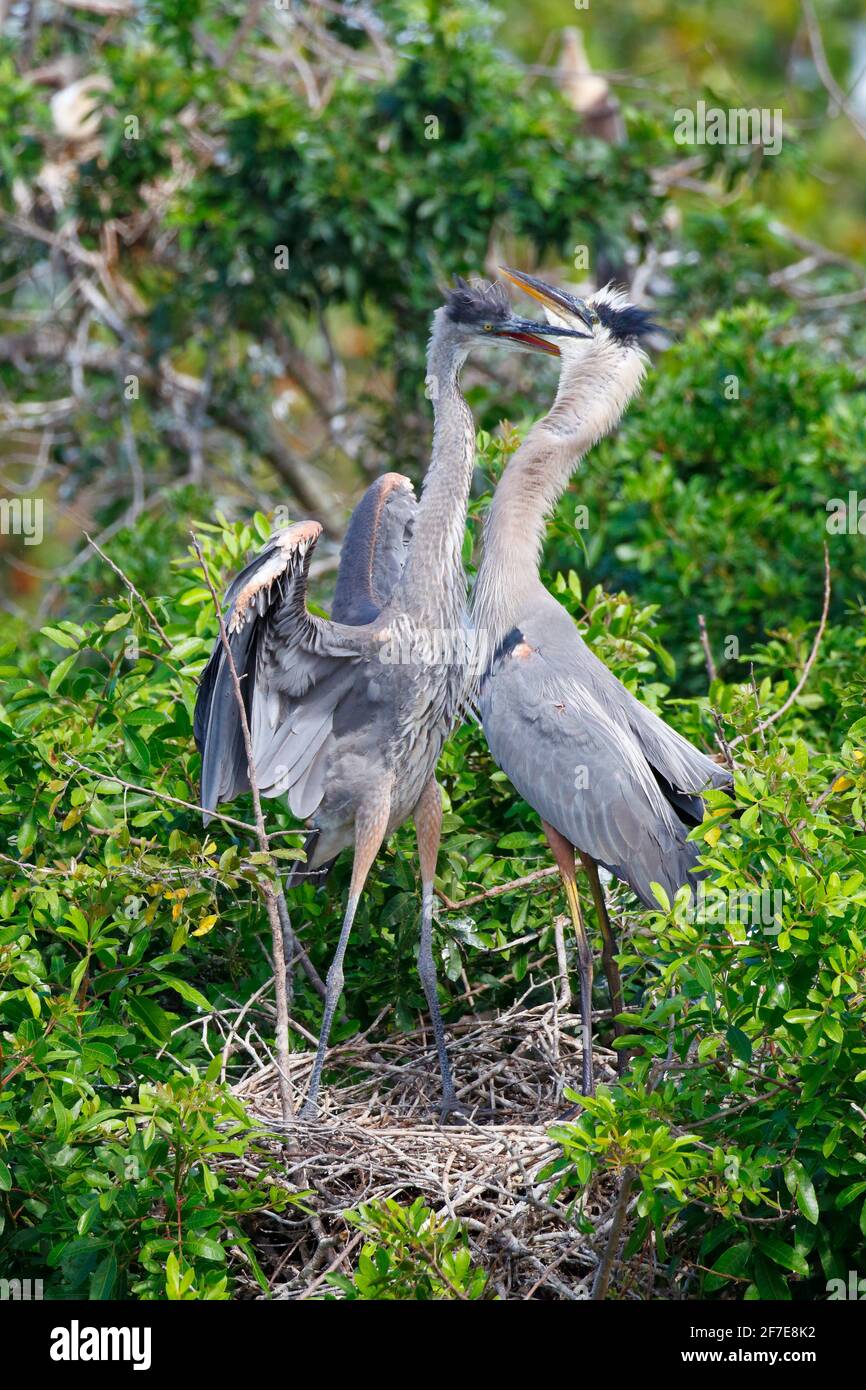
784 1160 819 1225
187 1236 226 1262
41 626 79 650
726 1026 752 1062
123 727 151 772
649 881 670 912
48 654 77 694
17 816 36 856
103 610 132 633
703 1241 751 1292
753 1254 791 1300
126 995 172 1044
90 1251 118 1299
153 974 210 1011
757 1235 809 1277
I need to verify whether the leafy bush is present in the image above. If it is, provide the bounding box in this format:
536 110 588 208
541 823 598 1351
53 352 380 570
545 714 866 1299
329 1198 490 1301
3 0 865 1303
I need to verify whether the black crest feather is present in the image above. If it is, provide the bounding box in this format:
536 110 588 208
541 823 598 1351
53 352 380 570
595 300 659 343
444 277 510 326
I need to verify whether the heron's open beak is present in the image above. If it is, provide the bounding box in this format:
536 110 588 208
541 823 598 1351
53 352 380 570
490 317 567 356
498 267 594 334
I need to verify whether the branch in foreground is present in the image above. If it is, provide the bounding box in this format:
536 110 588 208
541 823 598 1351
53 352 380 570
436 865 559 912
84 532 172 651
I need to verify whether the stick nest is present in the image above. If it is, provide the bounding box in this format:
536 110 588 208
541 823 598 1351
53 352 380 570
230 998 636 1300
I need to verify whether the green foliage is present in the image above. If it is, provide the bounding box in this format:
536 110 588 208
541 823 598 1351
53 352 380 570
329 1197 490 1300
563 305 866 690
0 519 312 1296
2 0 866 1303
545 712 866 1299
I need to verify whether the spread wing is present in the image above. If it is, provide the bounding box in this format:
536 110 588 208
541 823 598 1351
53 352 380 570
480 636 706 908
194 520 367 822
331 472 416 625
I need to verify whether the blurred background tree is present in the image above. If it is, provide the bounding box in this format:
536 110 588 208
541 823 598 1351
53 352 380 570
1 0 863 646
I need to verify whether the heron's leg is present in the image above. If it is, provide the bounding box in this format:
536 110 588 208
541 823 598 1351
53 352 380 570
542 821 594 1097
414 776 456 1118
578 851 626 1076
300 788 391 1119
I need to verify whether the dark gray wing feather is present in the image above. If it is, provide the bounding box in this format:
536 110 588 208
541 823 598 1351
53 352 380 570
292 471 416 882
194 520 363 822
331 473 416 625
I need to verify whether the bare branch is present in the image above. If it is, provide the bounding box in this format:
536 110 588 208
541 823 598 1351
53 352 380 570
437 865 559 912
728 543 831 749
84 531 172 651
802 0 866 143
697 612 717 683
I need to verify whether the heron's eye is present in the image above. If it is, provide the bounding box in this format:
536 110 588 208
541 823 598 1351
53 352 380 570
482 322 493 332
589 308 599 325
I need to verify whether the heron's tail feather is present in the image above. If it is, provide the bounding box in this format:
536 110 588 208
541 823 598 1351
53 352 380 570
286 829 337 889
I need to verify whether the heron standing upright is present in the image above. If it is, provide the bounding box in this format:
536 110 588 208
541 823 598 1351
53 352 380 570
194 280 582 1118
474 269 731 1095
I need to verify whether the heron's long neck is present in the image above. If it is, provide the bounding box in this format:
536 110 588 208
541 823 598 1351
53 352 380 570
474 352 644 649
393 332 475 625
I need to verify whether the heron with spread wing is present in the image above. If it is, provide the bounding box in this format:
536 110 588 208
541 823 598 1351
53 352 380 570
474 270 732 1095
194 281 582 1118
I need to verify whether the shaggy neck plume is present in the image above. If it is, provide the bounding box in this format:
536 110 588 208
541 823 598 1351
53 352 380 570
473 347 645 650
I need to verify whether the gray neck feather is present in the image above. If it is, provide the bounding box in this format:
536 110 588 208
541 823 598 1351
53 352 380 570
391 320 475 627
473 350 644 651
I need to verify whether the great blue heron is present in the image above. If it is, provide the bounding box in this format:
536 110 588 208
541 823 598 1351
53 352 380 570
474 269 732 1095
194 280 582 1119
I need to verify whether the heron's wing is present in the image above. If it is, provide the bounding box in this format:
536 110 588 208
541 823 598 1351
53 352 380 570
559 627 732 819
331 473 416 625
194 520 366 821
480 635 701 907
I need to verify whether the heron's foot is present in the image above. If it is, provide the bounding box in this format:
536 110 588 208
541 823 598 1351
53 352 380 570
438 1093 470 1125
299 1097 320 1122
